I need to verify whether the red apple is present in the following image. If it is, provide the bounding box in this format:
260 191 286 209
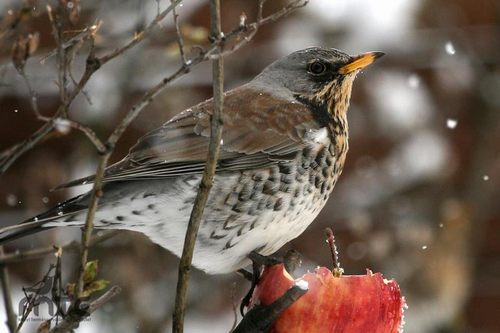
251 264 406 333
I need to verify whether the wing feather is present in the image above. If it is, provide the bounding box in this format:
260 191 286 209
60 85 321 187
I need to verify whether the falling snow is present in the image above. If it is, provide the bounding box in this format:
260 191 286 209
54 118 71 134
6 194 17 206
483 175 489 181
444 41 456 55
422 245 428 250
446 118 457 129
407 74 420 88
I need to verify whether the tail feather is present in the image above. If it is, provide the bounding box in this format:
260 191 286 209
0 220 53 244
0 193 89 245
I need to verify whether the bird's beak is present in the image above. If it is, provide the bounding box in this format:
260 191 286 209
338 51 385 74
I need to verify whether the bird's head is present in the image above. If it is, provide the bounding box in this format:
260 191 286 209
256 47 384 122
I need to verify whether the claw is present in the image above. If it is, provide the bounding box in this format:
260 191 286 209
248 251 281 266
240 250 297 315
240 260 261 316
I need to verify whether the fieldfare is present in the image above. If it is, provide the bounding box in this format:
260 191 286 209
0 47 383 274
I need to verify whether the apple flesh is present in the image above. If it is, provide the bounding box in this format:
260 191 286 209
251 264 405 333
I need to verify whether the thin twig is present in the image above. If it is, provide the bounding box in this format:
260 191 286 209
18 65 104 151
47 4 69 112
325 227 343 277
171 0 187 65
0 230 118 265
0 246 17 333
65 35 99 105
88 285 121 313
18 49 105 153
69 69 93 105
17 265 55 332
75 154 111 298
99 0 183 64
172 1 224 332
211 0 308 59
19 69 43 119
48 286 121 333
40 21 102 64
56 118 106 153
0 121 54 173
218 0 264 59
51 247 64 322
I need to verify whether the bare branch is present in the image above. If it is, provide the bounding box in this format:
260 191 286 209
18 60 105 152
88 285 121 313
211 0 308 59
39 21 102 64
48 286 121 333
19 69 43 119
99 0 183 64
0 0 180 173
0 247 17 333
0 122 54 173
0 230 118 265
171 0 187 65
17 265 55 332
51 248 64 320
75 154 111 297
47 4 69 111
172 1 225 332
0 0 306 175
324 227 343 277
56 118 106 153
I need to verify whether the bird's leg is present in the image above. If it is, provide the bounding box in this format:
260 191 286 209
248 250 282 266
239 250 301 315
240 259 261 316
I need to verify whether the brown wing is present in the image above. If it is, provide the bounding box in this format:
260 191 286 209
61 85 320 187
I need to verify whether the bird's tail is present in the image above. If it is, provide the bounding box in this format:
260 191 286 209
0 194 88 245
0 220 52 244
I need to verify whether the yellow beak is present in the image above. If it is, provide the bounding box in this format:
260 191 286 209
338 51 385 74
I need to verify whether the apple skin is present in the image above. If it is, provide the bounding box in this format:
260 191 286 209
251 264 405 333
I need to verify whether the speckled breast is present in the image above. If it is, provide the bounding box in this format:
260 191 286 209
200 136 347 254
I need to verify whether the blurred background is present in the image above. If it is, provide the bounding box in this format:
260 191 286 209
0 0 499 332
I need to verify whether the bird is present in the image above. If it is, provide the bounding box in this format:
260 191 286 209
0 47 383 274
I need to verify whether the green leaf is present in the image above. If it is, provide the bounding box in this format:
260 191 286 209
83 260 99 284
80 279 109 298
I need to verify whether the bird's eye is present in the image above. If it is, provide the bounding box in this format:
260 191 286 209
308 61 327 75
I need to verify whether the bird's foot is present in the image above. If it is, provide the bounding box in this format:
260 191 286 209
248 251 282 266
239 259 262 316
239 250 302 315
